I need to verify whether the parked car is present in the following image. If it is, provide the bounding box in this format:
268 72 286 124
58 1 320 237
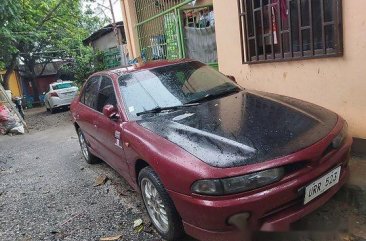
70 60 352 241
44 80 78 113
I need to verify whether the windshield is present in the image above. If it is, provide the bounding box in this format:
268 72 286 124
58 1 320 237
118 61 241 118
52 82 75 90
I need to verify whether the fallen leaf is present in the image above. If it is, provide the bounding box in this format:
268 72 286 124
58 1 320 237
94 175 108 187
135 225 144 233
100 235 122 241
133 219 143 228
133 218 144 233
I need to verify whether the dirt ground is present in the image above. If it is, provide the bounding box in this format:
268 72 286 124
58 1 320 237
0 107 365 241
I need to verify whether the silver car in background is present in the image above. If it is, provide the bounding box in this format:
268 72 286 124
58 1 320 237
44 81 78 113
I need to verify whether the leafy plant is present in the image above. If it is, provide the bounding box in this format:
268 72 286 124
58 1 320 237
0 0 108 101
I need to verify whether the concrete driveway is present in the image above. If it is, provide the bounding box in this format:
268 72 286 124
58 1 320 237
0 108 365 241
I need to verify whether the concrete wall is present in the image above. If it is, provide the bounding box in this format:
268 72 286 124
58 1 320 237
92 30 123 52
213 0 366 139
120 0 141 59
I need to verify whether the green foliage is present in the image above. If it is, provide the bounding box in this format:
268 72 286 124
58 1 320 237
0 0 109 84
59 46 106 85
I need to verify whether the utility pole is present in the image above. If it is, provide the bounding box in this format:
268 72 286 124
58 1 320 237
108 0 125 66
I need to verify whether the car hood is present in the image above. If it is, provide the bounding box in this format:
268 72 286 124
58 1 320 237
137 90 338 168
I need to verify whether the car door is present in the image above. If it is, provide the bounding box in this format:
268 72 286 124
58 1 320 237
77 76 102 156
94 75 129 177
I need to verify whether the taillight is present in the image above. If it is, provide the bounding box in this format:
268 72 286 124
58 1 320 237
50 92 59 97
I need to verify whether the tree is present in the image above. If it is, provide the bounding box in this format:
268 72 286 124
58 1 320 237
59 47 106 86
0 0 108 102
0 0 22 81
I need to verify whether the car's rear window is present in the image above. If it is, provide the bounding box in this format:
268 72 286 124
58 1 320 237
52 82 75 90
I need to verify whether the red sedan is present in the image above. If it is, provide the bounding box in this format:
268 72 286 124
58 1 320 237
70 59 351 241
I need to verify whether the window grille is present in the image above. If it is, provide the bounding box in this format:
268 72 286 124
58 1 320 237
238 0 343 63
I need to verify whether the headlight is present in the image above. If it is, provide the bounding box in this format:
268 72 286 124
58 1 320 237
191 167 284 196
332 122 348 149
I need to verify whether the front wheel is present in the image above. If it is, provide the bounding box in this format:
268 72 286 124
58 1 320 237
138 167 184 241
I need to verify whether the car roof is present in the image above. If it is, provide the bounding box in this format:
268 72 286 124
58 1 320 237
94 58 195 77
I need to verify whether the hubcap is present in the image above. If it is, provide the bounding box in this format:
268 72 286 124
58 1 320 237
141 178 169 233
78 132 89 160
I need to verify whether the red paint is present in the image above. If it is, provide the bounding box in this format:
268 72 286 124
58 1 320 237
50 92 59 97
70 61 352 241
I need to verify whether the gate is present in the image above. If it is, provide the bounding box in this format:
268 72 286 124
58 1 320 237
134 0 218 68
135 0 193 61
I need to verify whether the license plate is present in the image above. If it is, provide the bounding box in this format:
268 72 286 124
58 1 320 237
304 166 341 204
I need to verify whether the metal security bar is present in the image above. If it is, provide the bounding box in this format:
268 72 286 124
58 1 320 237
135 0 185 23
134 0 194 61
136 11 181 60
238 0 343 64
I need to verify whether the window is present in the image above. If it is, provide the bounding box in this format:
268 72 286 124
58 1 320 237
81 76 100 109
238 0 343 63
51 82 75 90
96 76 117 112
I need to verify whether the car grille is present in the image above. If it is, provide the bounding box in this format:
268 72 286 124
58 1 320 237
283 161 309 175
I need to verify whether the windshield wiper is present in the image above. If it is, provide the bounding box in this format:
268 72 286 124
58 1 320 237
186 88 241 104
136 103 199 116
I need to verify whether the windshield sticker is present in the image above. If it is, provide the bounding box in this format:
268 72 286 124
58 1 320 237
128 106 135 112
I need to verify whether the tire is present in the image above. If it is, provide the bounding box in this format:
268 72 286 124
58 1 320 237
50 106 56 114
77 128 99 164
45 102 50 112
138 167 184 241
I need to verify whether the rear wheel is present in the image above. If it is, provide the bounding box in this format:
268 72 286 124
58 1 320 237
138 167 184 241
77 129 99 164
45 102 50 112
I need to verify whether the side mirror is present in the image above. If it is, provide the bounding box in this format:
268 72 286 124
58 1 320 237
227 75 237 83
102 104 119 120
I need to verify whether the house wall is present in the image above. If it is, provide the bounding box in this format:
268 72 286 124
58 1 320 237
36 76 57 94
92 30 124 52
0 71 22 97
213 0 366 139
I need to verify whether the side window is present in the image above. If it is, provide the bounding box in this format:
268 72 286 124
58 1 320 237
80 79 93 104
96 76 117 112
82 76 101 109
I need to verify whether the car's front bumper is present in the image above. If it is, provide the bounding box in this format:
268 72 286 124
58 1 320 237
168 137 352 241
